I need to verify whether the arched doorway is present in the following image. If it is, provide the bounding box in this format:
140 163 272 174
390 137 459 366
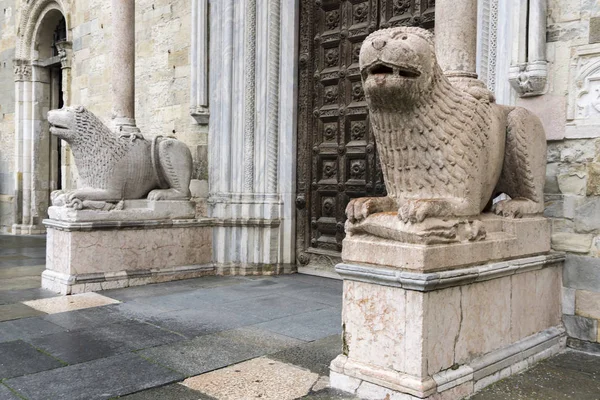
13 1 72 235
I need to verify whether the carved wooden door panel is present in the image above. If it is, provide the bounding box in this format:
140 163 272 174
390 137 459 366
296 0 435 272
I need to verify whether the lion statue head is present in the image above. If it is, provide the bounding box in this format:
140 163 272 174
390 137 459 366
359 27 437 110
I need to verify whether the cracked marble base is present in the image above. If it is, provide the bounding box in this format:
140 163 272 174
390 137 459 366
42 219 213 295
47 200 197 222
330 257 564 399
343 215 550 272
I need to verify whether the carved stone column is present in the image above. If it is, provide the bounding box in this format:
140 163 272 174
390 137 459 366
208 0 297 274
435 0 479 77
111 0 138 132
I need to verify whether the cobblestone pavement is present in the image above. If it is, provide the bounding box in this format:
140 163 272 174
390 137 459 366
1 234 600 400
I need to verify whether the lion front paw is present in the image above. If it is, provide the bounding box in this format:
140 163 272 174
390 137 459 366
346 196 396 223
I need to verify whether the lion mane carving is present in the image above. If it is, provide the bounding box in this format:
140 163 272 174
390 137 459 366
346 27 547 234
48 106 192 209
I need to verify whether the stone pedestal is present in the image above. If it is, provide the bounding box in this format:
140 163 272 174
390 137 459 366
42 201 214 295
330 218 565 400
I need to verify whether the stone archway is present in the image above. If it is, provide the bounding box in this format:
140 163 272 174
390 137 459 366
12 0 72 235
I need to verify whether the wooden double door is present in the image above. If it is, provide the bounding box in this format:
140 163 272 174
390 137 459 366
295 0 436 272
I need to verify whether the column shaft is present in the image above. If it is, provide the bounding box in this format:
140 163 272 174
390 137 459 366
435 0 478 77
111 0 136 128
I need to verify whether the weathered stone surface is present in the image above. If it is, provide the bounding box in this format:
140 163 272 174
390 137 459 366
575 289 600 319
563 255 600 291
587 162 600 195
574 197 600 232
183 357 319 400
563 315 598 341
551 232 592 253
557 164 587 195
590 17 600 44
563 287 576 315
47 106 193 210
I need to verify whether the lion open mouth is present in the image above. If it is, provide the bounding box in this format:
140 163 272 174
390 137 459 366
364 63 421 80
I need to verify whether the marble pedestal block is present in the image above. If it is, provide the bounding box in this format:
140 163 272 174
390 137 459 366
42 202 214 295
330 251 566 400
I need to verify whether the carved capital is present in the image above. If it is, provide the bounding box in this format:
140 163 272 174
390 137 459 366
55 41 73 69
13 59 32 82
190 105 209 125
508 61 548 97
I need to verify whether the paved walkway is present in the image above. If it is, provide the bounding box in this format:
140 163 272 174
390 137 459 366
1 234 600 400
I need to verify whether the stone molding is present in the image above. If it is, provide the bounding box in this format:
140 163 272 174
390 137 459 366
43 217 214 232
507 0 547 97
331 326 565 398
42 264 215 295
336 252 565 292
190 0 210 124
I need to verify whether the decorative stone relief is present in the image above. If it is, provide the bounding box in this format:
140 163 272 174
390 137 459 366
346 27 548 243
190 0 209 124
566 45 600 138
48 106 192 210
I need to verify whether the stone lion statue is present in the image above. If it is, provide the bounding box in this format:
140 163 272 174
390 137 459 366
48 106 192 210
347 27 546 233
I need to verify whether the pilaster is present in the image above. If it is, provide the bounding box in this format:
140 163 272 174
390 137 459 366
208 0 298 274
190 0 210 124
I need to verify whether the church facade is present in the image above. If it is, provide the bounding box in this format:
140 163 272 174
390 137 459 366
0 0 599 349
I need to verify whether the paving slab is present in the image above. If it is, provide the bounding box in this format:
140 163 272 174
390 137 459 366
3 352 184 400
0 259 45 269
0 340 65 379
0 276 42 291
0 303 46 322
471 351 600 400
0 384 20 400
221 293 332 321
119 383 215 400
299 388 359 399
252 307 342 342
0 265 45 279
138 326 304 376
269 334 342 376
0 317 66 343
143 306 271 338
26 328 130 365
0 288 58 306
42 304 131 330
183 357 319 400
24 292 120 314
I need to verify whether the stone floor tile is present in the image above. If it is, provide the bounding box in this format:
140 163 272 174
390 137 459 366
0 384 20 400
0 317 66 343
27 329 127 365
0 303 46 322
0 247 46 257
0 265 45 279
269 334 342 376
118 383 215 400
23 292 120 314
3 353 184 400
26 320 182 365
0 340 64 379
0 288 58 306
252 307 342 342
0 276 42 291
183 357 319 400
0 259 45 269
42 304 130 330
138 326 304 377
143 306 270 338
221 293 332 321
471 351 600 400
298 388 359 399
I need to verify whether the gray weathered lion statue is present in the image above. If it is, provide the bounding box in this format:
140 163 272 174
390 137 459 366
347 27 546 235
48 106 192 210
